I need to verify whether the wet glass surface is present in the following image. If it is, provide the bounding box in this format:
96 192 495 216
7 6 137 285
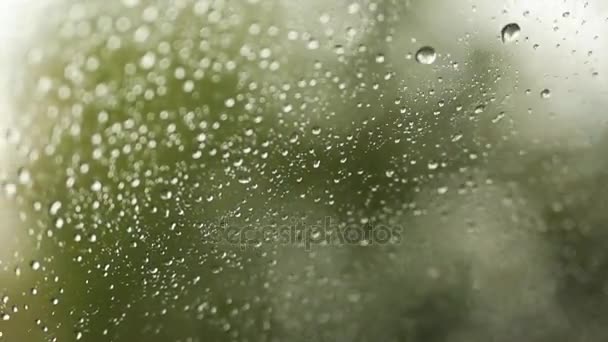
0 1 608 341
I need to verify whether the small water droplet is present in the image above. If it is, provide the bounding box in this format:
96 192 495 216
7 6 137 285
49 201 62 216
2 183 16 197
91 181 102 192
160 189 173 200
238 177 251 184
17 168 31 185
307 39 319 50
224 98 235 108
31 261 41 271
139 52 156 70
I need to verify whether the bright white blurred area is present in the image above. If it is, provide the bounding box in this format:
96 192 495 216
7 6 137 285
0 0 41 161
0 0 40 270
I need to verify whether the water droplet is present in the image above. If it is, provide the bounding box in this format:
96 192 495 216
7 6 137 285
139 52 156 70
160 189 173 200
2 183 16 197
17 168 31 185
501 23 521 43
415 46 437 65
31 260 41 271
49 201 62 216
540 88 551 99
91 181 102 192
427 161 439 170
307 39 319 50
224 98 235 108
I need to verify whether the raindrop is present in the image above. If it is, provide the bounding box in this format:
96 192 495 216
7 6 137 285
307 39 319 50
415 46 437 65
224 98 236 108
160 189 173 200
17 168 31 185
540 89 551 99
437 186 449 194
31 261 41 271
2 183 16 197
139 52 156 70
91 181 102 192
501 23 521 43
49 201 62 216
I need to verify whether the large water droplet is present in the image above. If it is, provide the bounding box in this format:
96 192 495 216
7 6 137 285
501 23 521 43
540 88 551 99
415 46 437 65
